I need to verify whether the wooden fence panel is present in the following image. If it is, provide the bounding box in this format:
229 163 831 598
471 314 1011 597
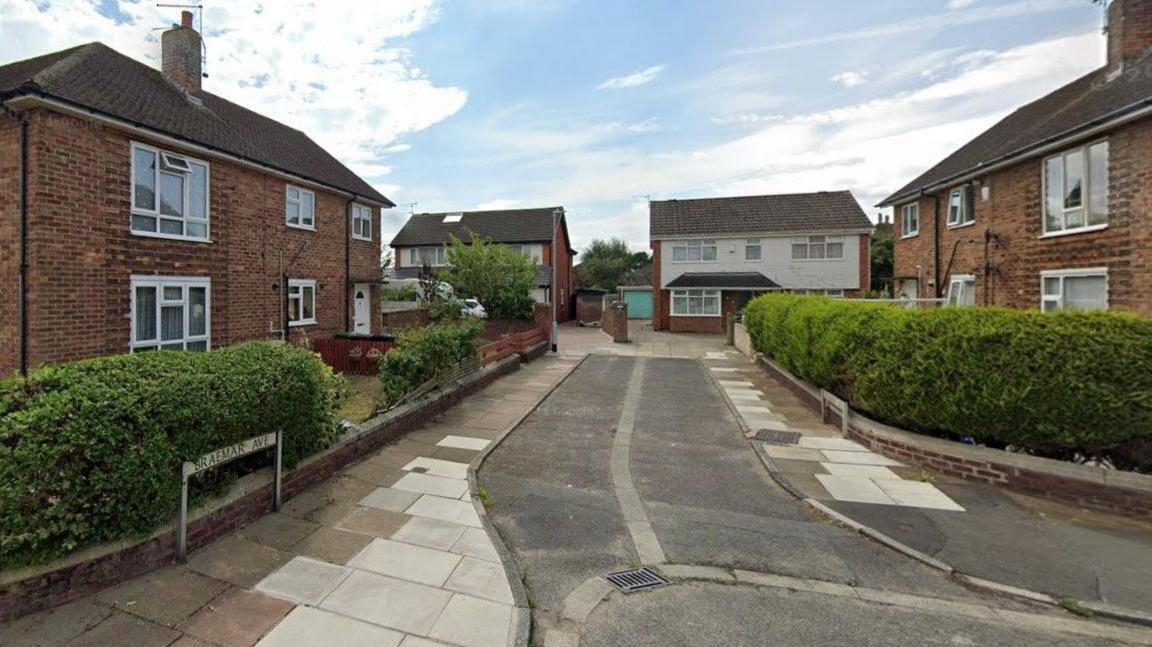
314 338 393 375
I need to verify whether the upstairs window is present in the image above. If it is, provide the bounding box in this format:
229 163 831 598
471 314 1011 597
288 279 317 326
408 247 446 266
745 239 762 261
671 239 717 262
352 204 373 241
901 203 919 237
1044 141 1108 235
131 143 209 240
286 186 315 229
947 187 974 227
792 236 843 260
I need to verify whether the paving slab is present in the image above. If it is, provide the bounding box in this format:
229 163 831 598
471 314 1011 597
443 557 515 603
763 445 824 462
239 514 320 551
815 474 898 505
393 516 470 551
337 507 412 537
0 598 113 646
96 567 228 627
392 473 470 499
255 556 352 605
347 538 463 586
799 437 869 452
428 594 513 647
321 570 453 635
360 486 424 512
177 588 293 647
256 606 404 647
406 494 483 527
874 479 965 512
450 527 501 562
821 463 902 480
184 536 294 588
437 435 491 451
403 457 471 480
66 611 180 647
290 526 374 565
821 450 903 466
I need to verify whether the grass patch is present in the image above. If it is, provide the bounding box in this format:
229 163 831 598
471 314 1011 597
338 375 385 423
476 484 494 512
1058 598 1092 617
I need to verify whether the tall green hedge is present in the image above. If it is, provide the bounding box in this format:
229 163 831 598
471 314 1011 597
0 342 343 567
743 295 1152 466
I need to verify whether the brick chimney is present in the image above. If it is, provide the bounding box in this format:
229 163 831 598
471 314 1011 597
162 10 202 92
1107 0 1152 74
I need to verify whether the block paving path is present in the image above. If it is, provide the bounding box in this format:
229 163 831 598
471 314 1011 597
0 355 581 647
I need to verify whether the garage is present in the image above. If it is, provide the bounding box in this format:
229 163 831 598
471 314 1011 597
619 286 653 320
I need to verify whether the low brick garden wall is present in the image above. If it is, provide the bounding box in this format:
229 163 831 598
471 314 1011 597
754 353 1152 518
0 354 530 622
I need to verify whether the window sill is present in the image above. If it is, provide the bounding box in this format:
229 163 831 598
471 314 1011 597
671 260 719 264
289 320 317 328
899 233 919 240
287 223 316 232
1039 224 1108 239
671 313 722 318
792 258 845 262
946 221 976 230
352 235 373 242
131 230 212 244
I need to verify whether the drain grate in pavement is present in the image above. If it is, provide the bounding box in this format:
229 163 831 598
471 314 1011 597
604 567 670 594
755 429 801 445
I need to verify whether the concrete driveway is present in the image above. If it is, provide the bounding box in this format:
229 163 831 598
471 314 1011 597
479 354 1151 646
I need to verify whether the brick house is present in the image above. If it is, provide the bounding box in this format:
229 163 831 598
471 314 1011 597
389 207 576 321
880 0 1152 315
0 12 393 377
650 192 873 333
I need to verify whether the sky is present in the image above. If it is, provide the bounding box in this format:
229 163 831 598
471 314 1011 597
0 0 1109 256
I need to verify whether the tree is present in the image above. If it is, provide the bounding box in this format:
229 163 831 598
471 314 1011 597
440 233 538 320
870 232 893 296
578 238 650 292
379 249 393 280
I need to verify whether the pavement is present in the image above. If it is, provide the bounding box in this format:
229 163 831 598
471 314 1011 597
479 350 1152 646
704 349 1152 615
556 320 726 359
0 356 580 647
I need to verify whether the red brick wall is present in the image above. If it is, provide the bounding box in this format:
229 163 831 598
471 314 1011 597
651 241 667 330
845 233 871 298
2 109 383 375
0 114 21 375
893 119 1149 315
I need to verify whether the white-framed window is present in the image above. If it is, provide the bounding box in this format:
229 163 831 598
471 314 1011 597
946 274 976 307
131 142 210 241
791 236 844 261
352 204 373 241
792 289 845 299
1040 268 1108 312
947 187 974 228
671 239 717 262
407 247 446 267
745 239 762 261
286 185 315 230
671 289 721 316
130 276 210 352
1043 141 1108 235
288 279 317 326
901 203 919 237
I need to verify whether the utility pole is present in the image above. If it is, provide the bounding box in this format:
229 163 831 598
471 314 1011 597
551 208 561 352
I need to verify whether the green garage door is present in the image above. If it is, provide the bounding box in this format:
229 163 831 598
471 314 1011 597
622 289 653 319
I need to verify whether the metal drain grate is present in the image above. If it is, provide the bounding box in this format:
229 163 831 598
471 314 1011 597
604 567 670 593
755 429 801 445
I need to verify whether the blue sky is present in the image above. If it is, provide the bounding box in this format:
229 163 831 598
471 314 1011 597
0 1 1108 255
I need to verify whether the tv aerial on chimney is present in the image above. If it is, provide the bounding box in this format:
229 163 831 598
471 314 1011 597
157 2 208 80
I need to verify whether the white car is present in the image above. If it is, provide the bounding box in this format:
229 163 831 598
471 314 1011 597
461 298 487 319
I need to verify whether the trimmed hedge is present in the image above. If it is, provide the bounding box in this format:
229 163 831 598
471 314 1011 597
743 295 1152 466
0 342 343 568
379 321 484 404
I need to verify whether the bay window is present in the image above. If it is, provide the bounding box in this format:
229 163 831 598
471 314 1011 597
671 289 721 316
131 142 209 240
131 276 210 352
288 279 317 326
1041 269 1107 312
671 239 717 262
1044 141 1108 235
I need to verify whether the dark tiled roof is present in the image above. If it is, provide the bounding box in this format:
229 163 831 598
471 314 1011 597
392 265 553 288
880 57 1152 206
0 42 391 205
666 272 781 289
650 191 872 238
391 208 563 246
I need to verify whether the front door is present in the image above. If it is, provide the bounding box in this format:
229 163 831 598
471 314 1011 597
353 284 371 334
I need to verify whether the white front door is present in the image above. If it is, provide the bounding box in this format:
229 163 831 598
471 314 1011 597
353 284 371 334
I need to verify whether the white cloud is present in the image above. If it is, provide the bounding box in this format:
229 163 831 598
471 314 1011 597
475 199 523 210
711 112 786 126
729 0 1079 55
596 65 665 90
831 70 869 87
0 0 467 196
948 0 978 9
627 118 661 133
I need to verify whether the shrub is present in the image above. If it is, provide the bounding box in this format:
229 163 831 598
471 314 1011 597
440 233 538 320
382 284 419 302
743 295 1152 466
0 342 343 567
379 321 484 404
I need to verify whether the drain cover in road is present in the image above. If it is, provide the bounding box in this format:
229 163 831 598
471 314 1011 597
755 429 801 445
604 567 670 593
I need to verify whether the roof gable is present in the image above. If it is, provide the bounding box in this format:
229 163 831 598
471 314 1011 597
391 207 565 246
649 191 872 238
0 42 391 205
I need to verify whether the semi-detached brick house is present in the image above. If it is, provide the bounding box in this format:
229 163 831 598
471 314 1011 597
880 0 1152 315
0 12 393 377
389 208 576 322
650 192 873 334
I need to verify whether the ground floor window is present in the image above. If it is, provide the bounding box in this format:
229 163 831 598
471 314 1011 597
288 279 317 326
131 276 210 352
671 289 721 316
946 274 976 307
1041 268 1107 312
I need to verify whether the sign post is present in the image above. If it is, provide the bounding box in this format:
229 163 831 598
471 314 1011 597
177 431 283 563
